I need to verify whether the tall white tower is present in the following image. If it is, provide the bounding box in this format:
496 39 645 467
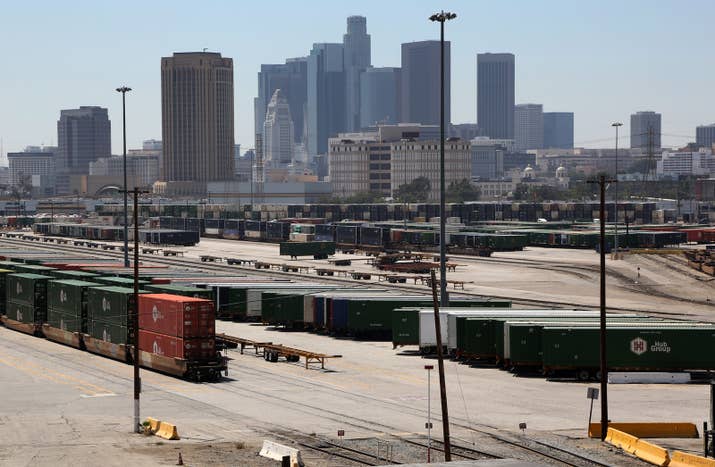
263 89 295 166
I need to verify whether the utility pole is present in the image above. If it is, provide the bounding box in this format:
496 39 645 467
429 268 451 460
116 86 132 268
127 187 148 433
429 10 456 307
588 175 615 441
611 122 622 258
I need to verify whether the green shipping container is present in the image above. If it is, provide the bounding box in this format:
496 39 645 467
50 270 101 280
47 280 101 333
144 284 214 301
12 264 56 274
47 308 82 333
0 269 13 314
88 319 128 344
542 325 715 371
6 273 51 308
6 300 42 324
93 276 150 287
279 241 336 258
87 286 145 327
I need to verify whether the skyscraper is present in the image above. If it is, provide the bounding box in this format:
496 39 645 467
514 104 544 150
630 111 661 149
161 52 234 188
307 43 346 157
543 112 574 149
401 41 450 127
359 67 401 129
343 16 371 132
56 106 111 193
477 53 515 139
254 58 307 144
263 89 295 166
697 124 715 149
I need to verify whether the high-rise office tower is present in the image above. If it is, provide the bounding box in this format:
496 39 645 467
263 89 295 166
514 104 544 150
307 43 346 157
697 124 715 149
359 67 401 129
56 106 111 193
401 41 450 127
254 58 307 144
161 52 234 185
630 111 661 149
343 15 371 132
543 112 574 149
477 53 515 139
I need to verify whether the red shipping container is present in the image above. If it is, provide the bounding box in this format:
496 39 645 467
138 293 215 338
139 330 216 360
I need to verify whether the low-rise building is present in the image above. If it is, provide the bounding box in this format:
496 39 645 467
8 148 56 196
657 148 715 177
328 124 471 201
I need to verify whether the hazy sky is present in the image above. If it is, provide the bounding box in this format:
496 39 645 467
1 0 712 157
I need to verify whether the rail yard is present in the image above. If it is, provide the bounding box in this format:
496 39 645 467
1 223 715 466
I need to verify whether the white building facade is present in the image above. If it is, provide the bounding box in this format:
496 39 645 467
263 89 295 166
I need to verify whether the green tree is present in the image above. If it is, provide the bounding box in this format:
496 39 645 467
446 179 481 202
395 176 431 203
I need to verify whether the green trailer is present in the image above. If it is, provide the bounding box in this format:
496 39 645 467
279 241 336 259
391 301 513 348
542 325 715 376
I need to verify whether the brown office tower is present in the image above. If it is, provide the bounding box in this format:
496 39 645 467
159 52 234 195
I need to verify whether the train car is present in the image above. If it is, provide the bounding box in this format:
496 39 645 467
203 219 225 238
223 219 245 240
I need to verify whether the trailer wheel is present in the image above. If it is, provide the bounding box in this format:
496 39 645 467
269 351 279 363
263 351 270 361
577 369 590 381
594 370 602 381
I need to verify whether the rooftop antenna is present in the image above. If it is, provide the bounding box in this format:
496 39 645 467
203 47 208 52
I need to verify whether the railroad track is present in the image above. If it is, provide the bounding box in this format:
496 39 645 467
0 235 669 313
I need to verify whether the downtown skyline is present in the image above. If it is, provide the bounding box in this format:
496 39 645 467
1 0 712 157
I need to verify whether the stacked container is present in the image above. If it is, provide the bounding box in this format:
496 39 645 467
138 294 216 361
47 279 101 333
0 268 14 315
5 273 51 325
87 286 141 344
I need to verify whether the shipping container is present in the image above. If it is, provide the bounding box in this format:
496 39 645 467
144 284 214 301
139 330 216 360
93 276 150 287
6 273 51 309
279 241 336 259
138 294 215 338
86 286 146 327
47 279 102 333
542 325 715 373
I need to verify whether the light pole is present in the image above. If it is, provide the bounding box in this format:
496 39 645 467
116 86 132 267
425 364 434 463
611 122 622 257
429 10 456 307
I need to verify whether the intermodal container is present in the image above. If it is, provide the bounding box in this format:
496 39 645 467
0 268 13 314
5 300 40 324
87 286 145 327
50 270 101 280
89 320 128 344
93 276 150 287
138 294 215 338
144 284 214 301
138 330 216 360
6 273 51 308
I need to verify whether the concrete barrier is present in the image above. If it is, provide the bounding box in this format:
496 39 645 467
605 428 638 454
145 417 161 433
590 422 699 438
155 421 180 440
670 451 715 467
259 440 304 467
634 438 670 466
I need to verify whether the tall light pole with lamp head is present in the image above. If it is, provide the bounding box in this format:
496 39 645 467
429 10 456 307
116 86 132 268
611 121 622 257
